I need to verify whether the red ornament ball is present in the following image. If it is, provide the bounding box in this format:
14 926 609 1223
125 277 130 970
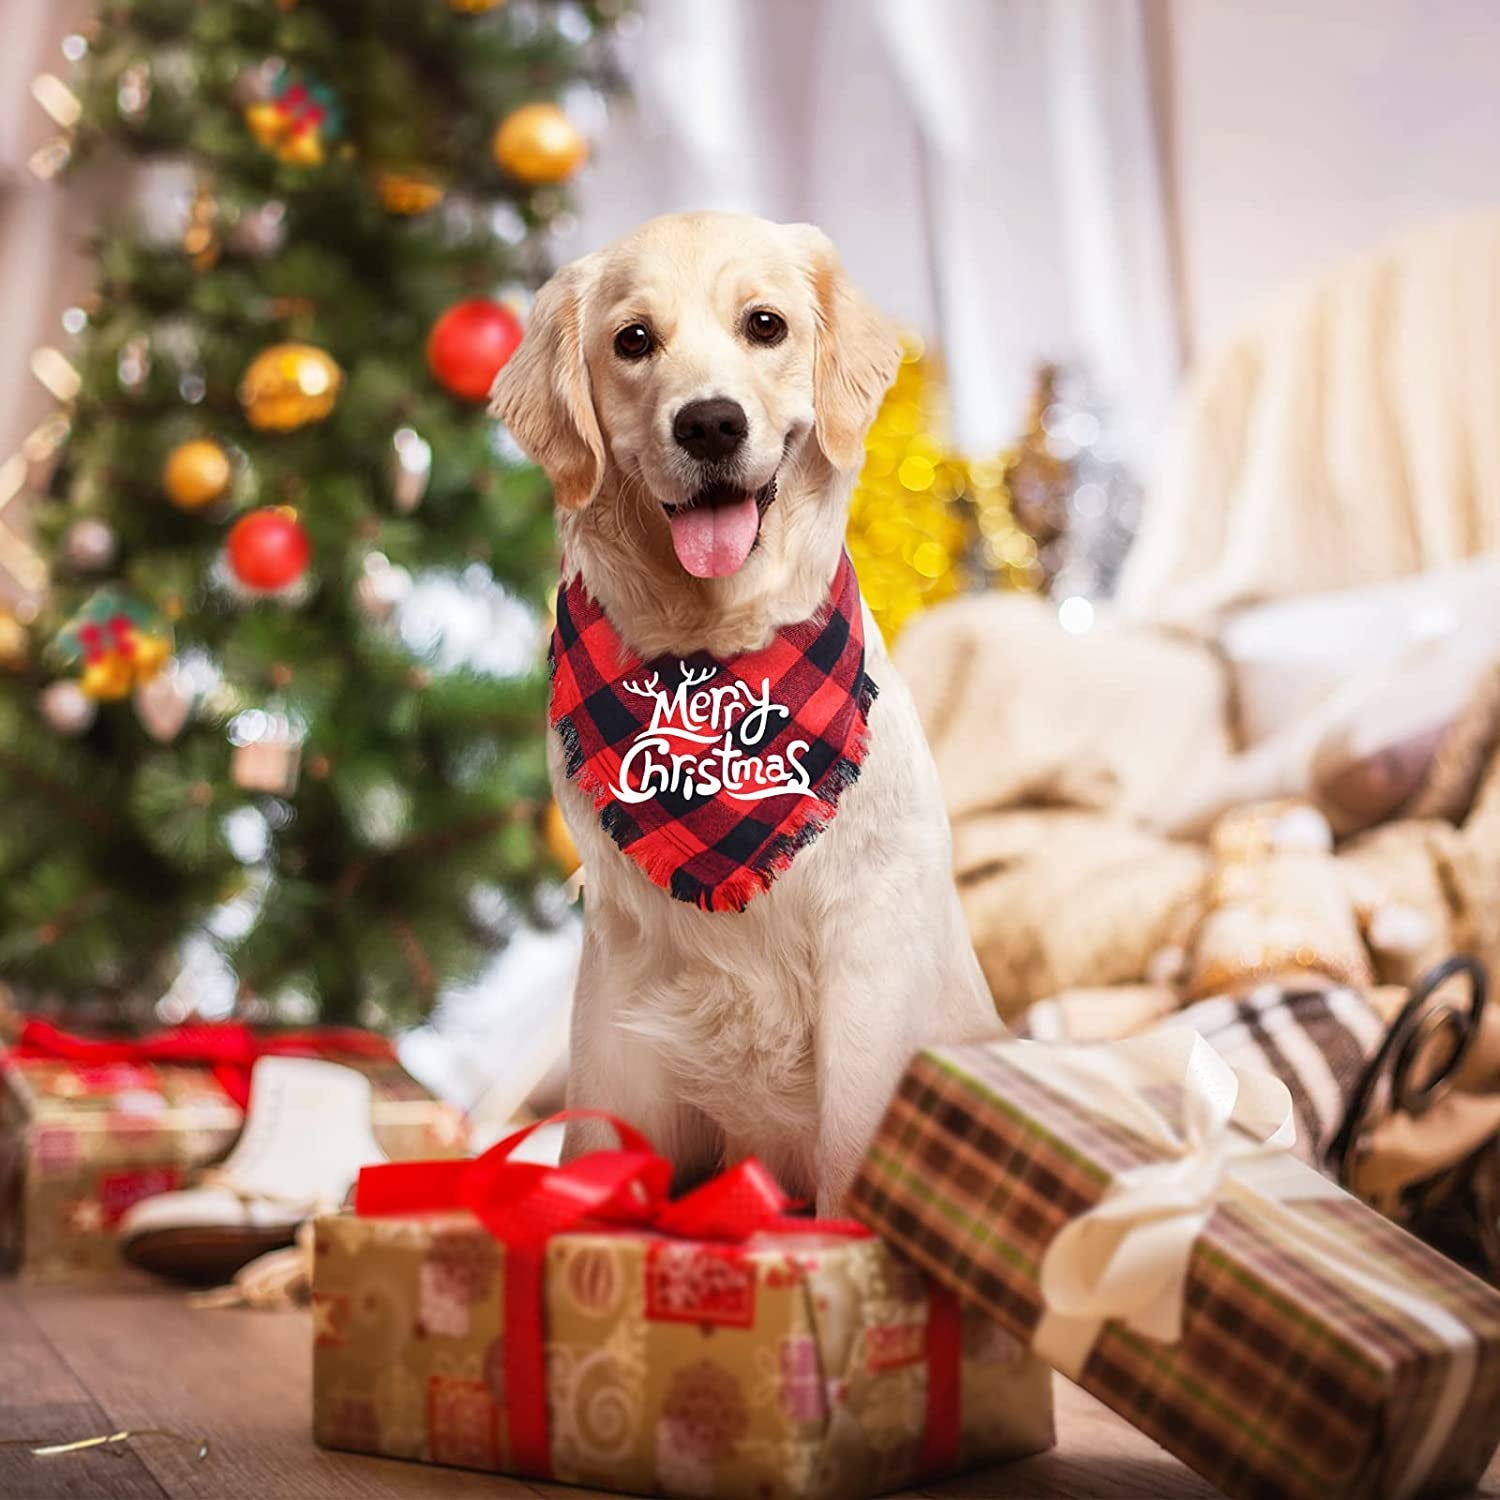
426 298 524 402
227 507 311 592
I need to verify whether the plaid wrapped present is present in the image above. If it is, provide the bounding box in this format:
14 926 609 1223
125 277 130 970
849 1030 1500 1500
0 1020 468 1282
315 1113 1054 1498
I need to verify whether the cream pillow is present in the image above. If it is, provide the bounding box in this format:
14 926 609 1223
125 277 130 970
896 592 1232 828
1221 554 1500 745
1219 555 1500 831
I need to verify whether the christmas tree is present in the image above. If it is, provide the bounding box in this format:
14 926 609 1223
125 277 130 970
0 0 629 1028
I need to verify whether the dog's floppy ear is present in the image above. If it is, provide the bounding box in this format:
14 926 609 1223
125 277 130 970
489 256 604 511
792 226 902 473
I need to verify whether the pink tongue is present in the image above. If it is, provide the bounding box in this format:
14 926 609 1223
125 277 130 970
668 496 760 578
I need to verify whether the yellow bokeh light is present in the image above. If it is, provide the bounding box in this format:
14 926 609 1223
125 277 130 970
883 401 919 438
1001 532 1038 567
845 336 1037 641
911 541 947 578
897 456 935 492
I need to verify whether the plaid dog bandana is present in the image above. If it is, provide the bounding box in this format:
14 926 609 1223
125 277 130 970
549 551 877 912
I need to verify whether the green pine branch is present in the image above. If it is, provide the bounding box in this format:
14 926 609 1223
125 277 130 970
3 0 625 1026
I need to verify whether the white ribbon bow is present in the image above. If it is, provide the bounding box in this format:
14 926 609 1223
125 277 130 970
995 1029 1477 1500
1022 1029 1294 1348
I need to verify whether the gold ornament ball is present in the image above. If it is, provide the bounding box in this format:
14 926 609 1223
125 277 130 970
239 343 343 431
163 439 232 510
542 799 580 877
492 103 588 186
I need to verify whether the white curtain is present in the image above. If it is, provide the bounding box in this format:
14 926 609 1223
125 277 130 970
571 0 1182 463
0 0 95 600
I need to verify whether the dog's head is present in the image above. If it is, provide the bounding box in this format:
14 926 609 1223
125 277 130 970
491 213 899 611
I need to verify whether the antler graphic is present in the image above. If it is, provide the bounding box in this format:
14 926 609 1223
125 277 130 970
621 671 662 699
678 663 718 689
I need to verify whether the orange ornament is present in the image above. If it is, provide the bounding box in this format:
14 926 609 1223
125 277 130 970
376 171 445 216
163 439 232 510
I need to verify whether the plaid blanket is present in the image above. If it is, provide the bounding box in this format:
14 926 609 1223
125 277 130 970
549 551 877 912
1021 981 1386 1163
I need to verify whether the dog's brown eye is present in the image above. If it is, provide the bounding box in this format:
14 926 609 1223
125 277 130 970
745 309 787 346
613 323 654 360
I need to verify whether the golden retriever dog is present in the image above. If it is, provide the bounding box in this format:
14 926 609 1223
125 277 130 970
491 211 997 1212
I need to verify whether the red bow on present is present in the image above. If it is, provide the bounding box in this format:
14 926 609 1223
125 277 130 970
354 1110 962 1482
7 1019 396 1110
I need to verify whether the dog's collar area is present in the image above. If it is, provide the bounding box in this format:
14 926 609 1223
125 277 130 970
662 474 778 518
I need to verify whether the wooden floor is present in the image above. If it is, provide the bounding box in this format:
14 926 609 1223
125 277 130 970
1 1277 1496 1500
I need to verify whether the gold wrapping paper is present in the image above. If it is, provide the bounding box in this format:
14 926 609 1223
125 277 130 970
312 1209 1054 1498
0 1054 467 1282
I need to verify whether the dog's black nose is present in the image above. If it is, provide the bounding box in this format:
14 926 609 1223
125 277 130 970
672 398 748 462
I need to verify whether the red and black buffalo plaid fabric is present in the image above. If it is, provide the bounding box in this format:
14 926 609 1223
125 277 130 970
549 550 877 913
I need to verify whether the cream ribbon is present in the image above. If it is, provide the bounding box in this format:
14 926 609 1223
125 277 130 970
996 1030 1478 1500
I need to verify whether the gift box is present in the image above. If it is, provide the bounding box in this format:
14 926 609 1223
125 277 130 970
0 1020 468 1282
849 1030 1500 1500
312 1115 1054 1498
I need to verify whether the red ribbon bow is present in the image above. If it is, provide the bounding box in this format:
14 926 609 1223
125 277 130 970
354 1110 962 1481
7 1019 396 1110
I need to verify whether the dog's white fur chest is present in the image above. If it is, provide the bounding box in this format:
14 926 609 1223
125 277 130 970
609 885 822 1144
552 629 998 1208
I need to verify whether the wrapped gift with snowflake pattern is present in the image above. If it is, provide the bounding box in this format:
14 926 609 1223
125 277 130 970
0 1020 468 1282
312 1203 1054 1498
